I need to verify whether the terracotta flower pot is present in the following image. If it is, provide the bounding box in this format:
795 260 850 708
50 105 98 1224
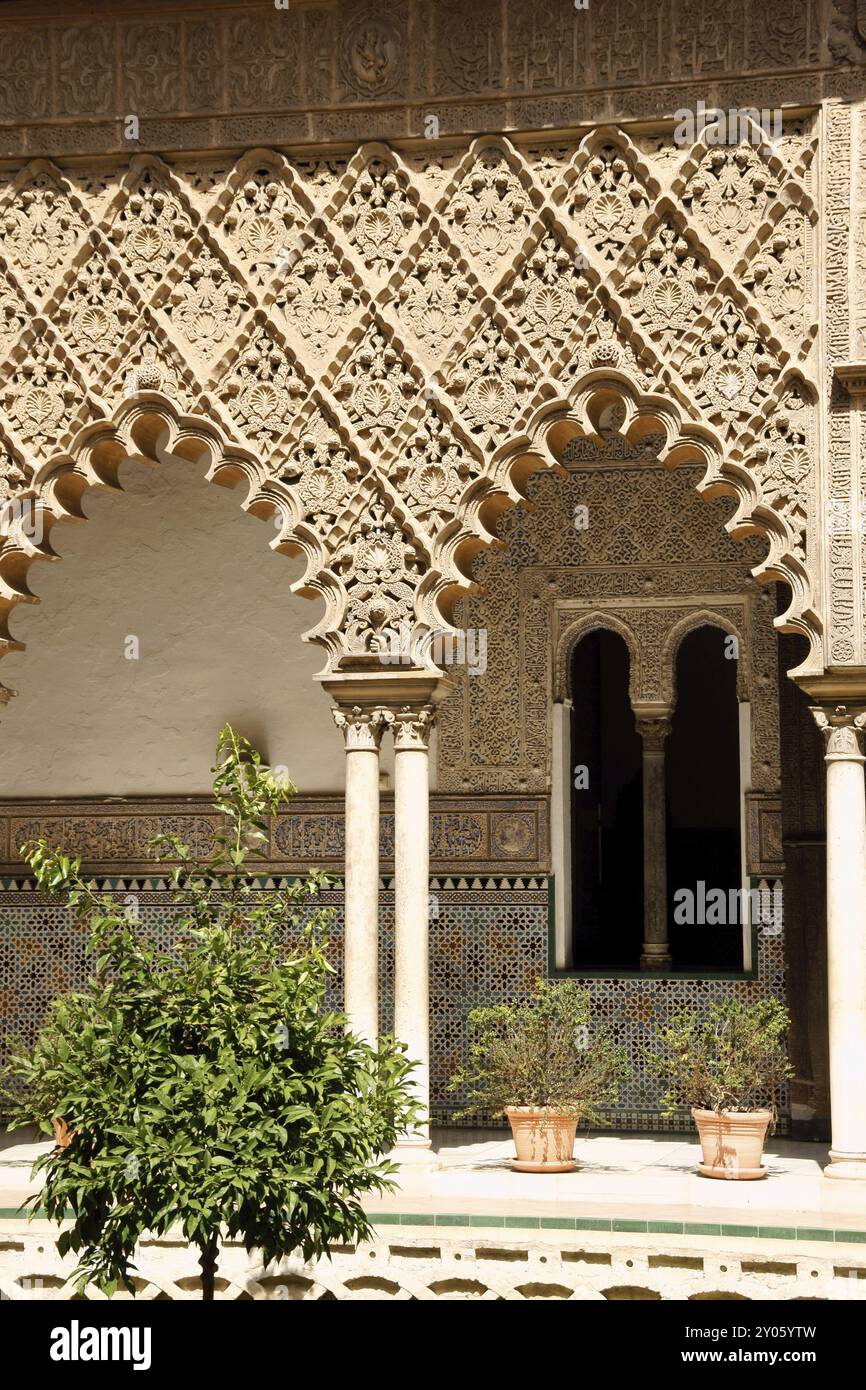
692 1107 772 1180
504 1105 578 1172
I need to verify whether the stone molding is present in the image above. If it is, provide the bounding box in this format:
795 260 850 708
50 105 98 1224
0 793 550 874
0 1220 863 1302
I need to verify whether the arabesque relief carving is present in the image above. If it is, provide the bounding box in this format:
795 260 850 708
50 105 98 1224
0 122 827 703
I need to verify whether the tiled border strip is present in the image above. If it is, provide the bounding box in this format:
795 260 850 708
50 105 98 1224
3 1208 865 1243
364 1213 866 1243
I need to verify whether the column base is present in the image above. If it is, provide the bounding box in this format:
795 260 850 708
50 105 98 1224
388 1137 436 1168
824 1150 866 1180
640 947 672 971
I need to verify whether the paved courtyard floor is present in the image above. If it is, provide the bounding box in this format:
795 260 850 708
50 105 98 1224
4 1124 865 1232
369 1128 866 1232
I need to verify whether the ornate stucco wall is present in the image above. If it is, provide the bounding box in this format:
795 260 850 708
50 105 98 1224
4 0 866 1132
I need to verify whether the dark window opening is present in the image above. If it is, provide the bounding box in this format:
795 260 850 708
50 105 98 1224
667 626 742 971
569 623 744 973
570 630 643 969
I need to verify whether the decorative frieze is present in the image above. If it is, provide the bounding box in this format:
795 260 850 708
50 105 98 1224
0 0 849 157
0 794 550 875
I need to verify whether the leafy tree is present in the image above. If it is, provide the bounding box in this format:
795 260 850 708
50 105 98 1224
646 997 793 1123
448 978 629 1123
1 725 418 1299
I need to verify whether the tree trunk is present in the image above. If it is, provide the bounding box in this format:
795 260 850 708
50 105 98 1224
198 1235 219 1301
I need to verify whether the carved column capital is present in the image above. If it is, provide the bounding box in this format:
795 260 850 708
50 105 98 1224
332 704 387 752
810 704 866 762
385 704 435 751
634 715 672 753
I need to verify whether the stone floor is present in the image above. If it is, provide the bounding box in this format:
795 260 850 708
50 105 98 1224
4 1124 866 1228
370 1127 866 1228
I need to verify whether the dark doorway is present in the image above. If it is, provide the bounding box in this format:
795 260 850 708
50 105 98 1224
570 629 643 968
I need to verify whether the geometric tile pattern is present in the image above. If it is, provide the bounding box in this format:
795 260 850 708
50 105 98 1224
0 876 789 1133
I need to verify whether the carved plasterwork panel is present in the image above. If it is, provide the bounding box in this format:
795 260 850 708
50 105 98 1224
436 441 781 809
0 120 824 703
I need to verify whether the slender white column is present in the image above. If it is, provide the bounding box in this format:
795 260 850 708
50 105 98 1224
811 704 866 1179
636 715 673 971
332 706 384 1045
389 704 434 1157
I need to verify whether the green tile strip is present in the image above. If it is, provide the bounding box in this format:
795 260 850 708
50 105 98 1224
357 1213 866 1246
2 1208 864 1248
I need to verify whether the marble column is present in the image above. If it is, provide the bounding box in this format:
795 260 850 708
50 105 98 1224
636 715 672 971
332 705 384 1045
389 704 434 1158
811 704 866 1180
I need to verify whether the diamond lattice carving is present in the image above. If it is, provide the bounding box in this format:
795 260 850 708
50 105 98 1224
107 159 195 295
330 321 418 447
442 144 539 284
216 154 306 293
680 146 780 256
1 164 87 301
216 317 307 446
336 152 417 278
0 127 825 680
448 317 538 452
277 402 363 532
276 225 362 362
567 141 652 264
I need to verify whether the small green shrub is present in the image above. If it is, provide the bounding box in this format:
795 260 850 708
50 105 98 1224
646 997 793 1124
1 725 419 1298
448 978 629 1123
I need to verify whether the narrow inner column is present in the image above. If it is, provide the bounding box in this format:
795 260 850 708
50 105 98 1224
390 704 434 1157
332 706 383 1045
811 704 866 1180
636 715 672 971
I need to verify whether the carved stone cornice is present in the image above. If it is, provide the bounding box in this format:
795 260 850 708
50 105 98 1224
332 704 386 752
810 704 866 761
833 364 866 400
0 0 843 161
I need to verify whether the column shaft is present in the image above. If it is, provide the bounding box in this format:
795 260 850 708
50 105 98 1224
637 717 672 971
333 707 383 1044
391 705 433 1154
813 705 866 1179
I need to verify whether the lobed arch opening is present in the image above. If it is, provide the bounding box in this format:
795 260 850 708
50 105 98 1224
458 370 822 684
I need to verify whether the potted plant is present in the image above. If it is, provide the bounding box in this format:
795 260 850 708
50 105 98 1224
448 979 629 1172
0 725 419 1299
647 998 793 1180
